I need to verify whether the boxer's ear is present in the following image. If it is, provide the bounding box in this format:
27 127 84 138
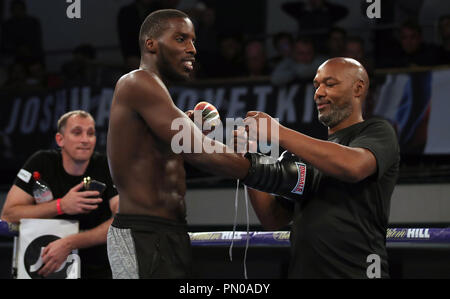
145 38 157 54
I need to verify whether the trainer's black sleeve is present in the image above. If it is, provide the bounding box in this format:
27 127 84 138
349 119 399 180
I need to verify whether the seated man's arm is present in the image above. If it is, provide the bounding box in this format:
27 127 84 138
1 183 102 224
2 185 59 223
38 195 119 277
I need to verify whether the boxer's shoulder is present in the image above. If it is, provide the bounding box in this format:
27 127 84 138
115 70 166 102
124 69 154 80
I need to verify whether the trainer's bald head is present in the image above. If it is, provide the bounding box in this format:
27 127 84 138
318 57 369 99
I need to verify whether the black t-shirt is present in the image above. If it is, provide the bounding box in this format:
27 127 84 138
289 118 400 278
13 149 118 279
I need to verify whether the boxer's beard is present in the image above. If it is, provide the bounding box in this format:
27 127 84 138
158 46 189 83
318 100 353 129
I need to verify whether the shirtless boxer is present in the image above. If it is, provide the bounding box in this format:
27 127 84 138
106 9 249 279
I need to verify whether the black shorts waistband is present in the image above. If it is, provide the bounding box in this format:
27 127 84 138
112 214 188 233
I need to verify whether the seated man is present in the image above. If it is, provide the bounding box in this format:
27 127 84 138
1 110 119 279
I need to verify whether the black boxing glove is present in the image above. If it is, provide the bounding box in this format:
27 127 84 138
242 150 314 202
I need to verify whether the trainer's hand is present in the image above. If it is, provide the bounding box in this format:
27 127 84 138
60 182 102 215
244 111 281 143
232 126 257 154
38 237 73 277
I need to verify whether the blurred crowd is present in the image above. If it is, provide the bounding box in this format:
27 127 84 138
0 0 449 91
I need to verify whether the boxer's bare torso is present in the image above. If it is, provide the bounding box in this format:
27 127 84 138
107 17 249 222
107 70 189 221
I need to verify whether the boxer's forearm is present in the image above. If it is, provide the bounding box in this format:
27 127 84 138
278 126 375 182
182 130 250 179
184 150 250 180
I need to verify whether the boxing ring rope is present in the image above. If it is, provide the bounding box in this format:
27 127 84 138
189 229 450 246
0 221 19 238
2 220 450 245
2 220 450 278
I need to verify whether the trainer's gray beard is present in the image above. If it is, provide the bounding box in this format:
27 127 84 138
319 101 353 129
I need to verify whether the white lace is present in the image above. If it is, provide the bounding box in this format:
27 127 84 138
229 179 250 279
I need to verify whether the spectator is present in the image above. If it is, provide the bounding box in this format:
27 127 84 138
344 37 377 118
344 36 374 75
61 44 122 88
190 2 220 79
271 37 326 86
268 32 294 69
244 39 271 77
117 0 163 71
395 0 425 22
0 0 43 64
209 34 245 78
3 59 51 91
437 14 450 65
61 44 97 85
325 27 347 58
1 110 119 279
3 62 27 89
282 0 348 43
206 0 266 37
379 19 438 68
24 59 47 90
370 0 397 69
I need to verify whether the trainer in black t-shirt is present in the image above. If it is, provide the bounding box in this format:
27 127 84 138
288 117 400 278
13 149 118 279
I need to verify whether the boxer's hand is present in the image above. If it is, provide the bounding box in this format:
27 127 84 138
60 182 102 215
244 111 280 142
232 126 257 154
184 110 215 134
38 237 73 277
185 109 194 120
